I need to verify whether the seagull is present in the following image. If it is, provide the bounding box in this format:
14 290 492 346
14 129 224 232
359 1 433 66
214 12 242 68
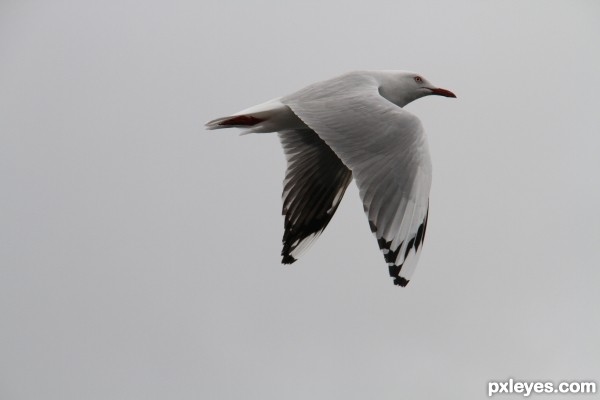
206 70 455 286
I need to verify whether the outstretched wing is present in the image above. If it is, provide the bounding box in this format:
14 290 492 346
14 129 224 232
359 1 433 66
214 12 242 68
282 74 432 286
278 129 352 263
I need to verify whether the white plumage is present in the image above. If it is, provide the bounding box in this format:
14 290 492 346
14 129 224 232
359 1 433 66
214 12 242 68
206 70 455 287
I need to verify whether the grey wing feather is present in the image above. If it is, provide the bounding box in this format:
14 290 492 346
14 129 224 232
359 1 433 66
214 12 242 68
278 129 352 263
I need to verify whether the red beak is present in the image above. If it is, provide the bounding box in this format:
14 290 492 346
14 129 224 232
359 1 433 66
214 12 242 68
429 87 456 98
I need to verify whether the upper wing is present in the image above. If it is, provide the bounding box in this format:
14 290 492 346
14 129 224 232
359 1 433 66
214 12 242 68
282 74 432 286
278 128 352 264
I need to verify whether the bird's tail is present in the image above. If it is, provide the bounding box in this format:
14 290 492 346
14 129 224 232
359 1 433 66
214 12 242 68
205 98 282 132
205 114 265 130
205 97 305 134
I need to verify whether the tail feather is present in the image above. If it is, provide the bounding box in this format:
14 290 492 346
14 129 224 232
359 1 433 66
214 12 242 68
205 114 264 130
205 98 306 133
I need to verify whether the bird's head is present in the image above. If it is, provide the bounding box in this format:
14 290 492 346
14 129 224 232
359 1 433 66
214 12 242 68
378 71 456 107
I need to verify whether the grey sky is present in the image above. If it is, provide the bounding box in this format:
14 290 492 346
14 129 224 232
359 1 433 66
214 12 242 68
1 1 599 399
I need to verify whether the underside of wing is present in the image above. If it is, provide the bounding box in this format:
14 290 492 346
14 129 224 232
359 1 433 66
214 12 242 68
354 154 431 287
278 129 352 264
371 202 429 287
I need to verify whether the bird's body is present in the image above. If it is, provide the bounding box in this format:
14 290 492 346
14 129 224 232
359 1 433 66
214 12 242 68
206 70 455 287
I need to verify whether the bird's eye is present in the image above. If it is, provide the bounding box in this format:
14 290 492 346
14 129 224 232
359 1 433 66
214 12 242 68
414 76 423 83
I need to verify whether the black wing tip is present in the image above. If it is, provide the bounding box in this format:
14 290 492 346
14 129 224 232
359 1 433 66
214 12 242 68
388 265 409 287
281 254 297 264
369 220 377 233
393 277 410 287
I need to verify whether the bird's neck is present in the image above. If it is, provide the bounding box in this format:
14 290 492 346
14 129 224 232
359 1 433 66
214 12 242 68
376 74 421 108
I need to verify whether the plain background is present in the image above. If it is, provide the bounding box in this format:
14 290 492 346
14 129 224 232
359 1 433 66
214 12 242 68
1 1 599 399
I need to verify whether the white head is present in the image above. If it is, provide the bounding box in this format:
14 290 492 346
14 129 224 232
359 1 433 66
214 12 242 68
377 70 456 108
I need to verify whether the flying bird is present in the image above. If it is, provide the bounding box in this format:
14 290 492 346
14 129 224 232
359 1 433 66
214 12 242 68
206 70 455 286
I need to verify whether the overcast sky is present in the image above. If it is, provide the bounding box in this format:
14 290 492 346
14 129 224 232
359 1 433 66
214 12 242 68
1 1 599 399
